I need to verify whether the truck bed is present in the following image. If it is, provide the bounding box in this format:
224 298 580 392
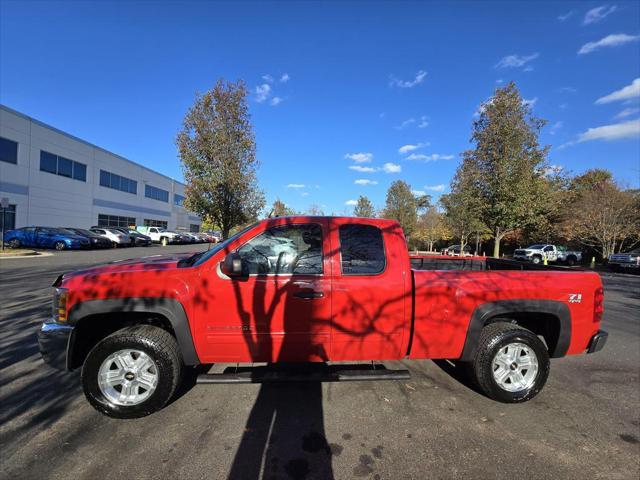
407 255 600 361
410 255 578 272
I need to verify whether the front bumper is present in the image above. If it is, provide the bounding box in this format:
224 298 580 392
38 319 74 370
587 330 608 354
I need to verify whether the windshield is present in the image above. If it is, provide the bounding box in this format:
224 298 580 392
191 223 259 267
527 244 545 249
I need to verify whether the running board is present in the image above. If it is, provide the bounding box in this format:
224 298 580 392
196 365 411 384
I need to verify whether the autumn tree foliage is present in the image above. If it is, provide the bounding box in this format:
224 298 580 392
413 206 451 252
177 79 265 239
353 195 375 218
559 169 639 259
269 198 297 217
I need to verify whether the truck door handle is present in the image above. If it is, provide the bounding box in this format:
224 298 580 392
294 291 324 299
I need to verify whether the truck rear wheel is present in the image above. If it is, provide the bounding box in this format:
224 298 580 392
471 322 549 403
81 325 182 418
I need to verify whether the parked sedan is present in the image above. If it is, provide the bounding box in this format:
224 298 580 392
111 228 152 247
62 228 112 249
89 227 131 247
3 226 91 250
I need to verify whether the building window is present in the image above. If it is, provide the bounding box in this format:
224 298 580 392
189 224 200 233
145 185 169 203
97 214 136 228
174 194 186 207
39 150 86 182
2 204 16 231
99 169 137 194
0 137 18 164
144 219 168 229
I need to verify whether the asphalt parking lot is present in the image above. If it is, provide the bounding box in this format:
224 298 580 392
1 246 638 480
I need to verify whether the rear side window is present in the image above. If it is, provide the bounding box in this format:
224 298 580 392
339 224 385 275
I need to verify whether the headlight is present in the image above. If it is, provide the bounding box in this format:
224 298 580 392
52 288 69 323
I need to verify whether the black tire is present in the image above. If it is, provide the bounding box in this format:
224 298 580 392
531 255 542 265
54 241 66 251
7 238 20 248
566 255 577 267
82 325 183 418
471 322 550 403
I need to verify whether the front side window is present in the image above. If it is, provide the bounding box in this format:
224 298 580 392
339 224 385 275
237 224 323 275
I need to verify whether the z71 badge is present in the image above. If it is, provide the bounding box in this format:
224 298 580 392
568 293 582 303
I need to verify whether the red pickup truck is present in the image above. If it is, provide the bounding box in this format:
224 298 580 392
38 216 607 418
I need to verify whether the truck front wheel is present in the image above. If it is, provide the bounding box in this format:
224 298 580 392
531 255 542 264
81 325 182 418
471 322 550 403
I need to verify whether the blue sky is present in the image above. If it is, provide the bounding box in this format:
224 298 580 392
1 1 639 214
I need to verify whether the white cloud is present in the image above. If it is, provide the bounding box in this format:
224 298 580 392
496 79 504 84
595 78 640 104
300 192 309 197
395 118 416 130
412 190 427 197
418 116 429 128
406 153 455 161
345 152 373 163
557 86 577 93
578 33 640 54
255 84 271 103
615 107 640 119
345 199 358 206
286 183 306 189
559 102 569 110
389 70 427 88
523 97 538 108
495 53 539 69
270 96 283 106
549 121 564 135
354 179 378 185
382 162 402 173
576 119 640 143
583 5 617 25
424 184 446 192
280 73 290 83
558 10 574 21
262 74 274 83
349 165 377 173
398 142 428 154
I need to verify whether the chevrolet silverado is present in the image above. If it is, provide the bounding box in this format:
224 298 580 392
38 216 607 418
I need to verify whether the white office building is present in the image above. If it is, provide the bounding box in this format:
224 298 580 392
0 105 201 232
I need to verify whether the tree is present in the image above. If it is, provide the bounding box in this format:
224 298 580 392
177 79 265 239
353 195 375 217
464 82 550 257
559 170 640 258
383 180 418 237
413 206 451 251
269 198 297 217
441 158 486 252
306 204 325 216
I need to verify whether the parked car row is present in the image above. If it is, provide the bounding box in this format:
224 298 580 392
2 225 220 250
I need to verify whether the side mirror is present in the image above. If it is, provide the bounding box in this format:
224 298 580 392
221 252 244 277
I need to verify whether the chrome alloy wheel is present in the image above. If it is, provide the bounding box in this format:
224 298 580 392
97 349 159 406
492 342 539 392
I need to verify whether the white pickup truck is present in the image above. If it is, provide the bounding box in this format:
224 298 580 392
513 244 582 266
135 226 181 245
